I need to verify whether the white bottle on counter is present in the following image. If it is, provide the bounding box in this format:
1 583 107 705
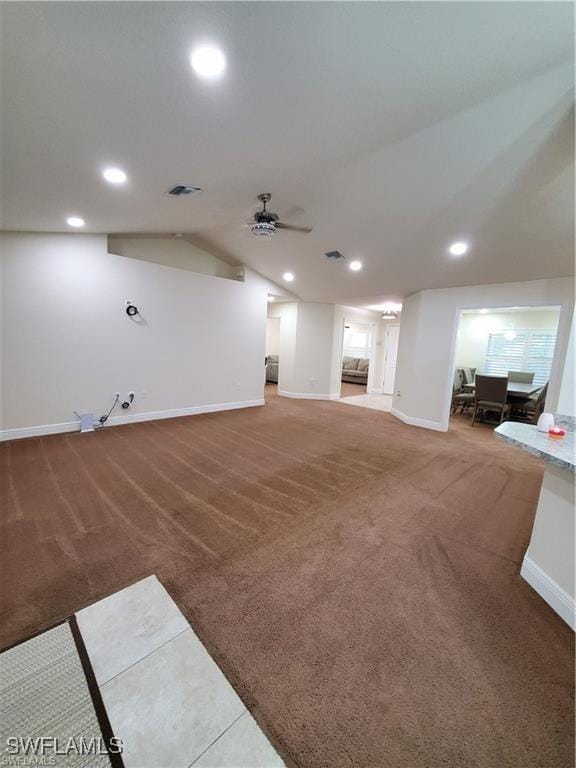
537 412 555 432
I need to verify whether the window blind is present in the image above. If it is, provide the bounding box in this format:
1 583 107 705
485 330 556 386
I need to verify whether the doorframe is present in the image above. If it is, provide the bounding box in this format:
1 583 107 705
339 320 377 396
382 323 401 395
443 301 568 432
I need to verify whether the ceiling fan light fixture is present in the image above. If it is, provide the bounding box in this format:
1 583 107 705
251 221 276 237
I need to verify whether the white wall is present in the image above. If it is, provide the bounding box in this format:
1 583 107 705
455 309 560 370
521 308 576 628
267 301 298 393
268 301 341 399
265 317 281 356
108 237 237 279
392 278 574 431
557 310 575 416
293 303 338 396
0 232 281 437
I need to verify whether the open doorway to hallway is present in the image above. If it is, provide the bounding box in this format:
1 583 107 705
340 322 373 396
338 315 400 413
265 312 280 395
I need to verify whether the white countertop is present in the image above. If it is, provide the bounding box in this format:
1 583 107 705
495 421 575 472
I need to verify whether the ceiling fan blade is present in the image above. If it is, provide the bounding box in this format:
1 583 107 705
275 222 313 233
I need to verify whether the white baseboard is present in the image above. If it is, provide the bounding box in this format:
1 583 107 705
0 399 265 442
278 389 340 401
521 556 575 630
390 407 446 432
368 387 384 395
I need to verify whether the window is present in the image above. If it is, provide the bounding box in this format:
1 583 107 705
484 330 556 386
343 324 373 359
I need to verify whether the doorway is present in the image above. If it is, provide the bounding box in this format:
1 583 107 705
450 305 561 430
383 324 400 395
340 322 373 396
265 316 280 393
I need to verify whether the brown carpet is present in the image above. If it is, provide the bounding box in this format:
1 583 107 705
0 387 573 767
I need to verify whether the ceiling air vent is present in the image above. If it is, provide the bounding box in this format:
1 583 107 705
324 250 346 262
168 185 203 196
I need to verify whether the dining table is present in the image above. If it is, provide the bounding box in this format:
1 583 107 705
462 381 541 397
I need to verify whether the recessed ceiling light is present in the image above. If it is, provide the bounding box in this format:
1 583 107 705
448 241 469 256
191 46 226 79
103 167 127 184
479 308 489 314
267 295 275 303
349 260 362 272
283 272 294 282
66 216 85 228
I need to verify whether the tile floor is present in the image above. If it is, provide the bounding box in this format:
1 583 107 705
76 576 284 768
338 393 393 412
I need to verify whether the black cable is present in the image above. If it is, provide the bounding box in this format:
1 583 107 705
95 395 120 428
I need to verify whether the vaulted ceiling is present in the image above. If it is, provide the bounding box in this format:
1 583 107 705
1 2 573 305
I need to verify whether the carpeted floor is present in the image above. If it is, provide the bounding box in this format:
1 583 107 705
0 387 573 767
0 623 111 767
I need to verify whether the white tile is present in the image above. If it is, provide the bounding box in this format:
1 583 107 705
193 712 285 768
101 629 246 768
338 394 393 412
76 575 189 684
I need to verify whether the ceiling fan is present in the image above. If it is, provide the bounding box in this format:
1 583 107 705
248 193 312 237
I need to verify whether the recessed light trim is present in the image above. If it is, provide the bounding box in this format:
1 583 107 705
66 216 85 228
349 260 362 272
449 241 469 256
282 272 294 283
103 167 127 184
191 46 226 79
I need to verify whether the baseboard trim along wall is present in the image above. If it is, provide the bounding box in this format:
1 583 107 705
278 389 340 401
0 399 265 442
521 556 575 630
390 408 446 432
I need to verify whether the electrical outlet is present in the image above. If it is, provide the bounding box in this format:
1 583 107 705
140 390 148 399
235 381 241 390
396 389 402 397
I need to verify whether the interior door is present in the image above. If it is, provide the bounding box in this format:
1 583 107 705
383 325 400 394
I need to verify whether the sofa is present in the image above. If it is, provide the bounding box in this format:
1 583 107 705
266 355 279 383
342 356 369 384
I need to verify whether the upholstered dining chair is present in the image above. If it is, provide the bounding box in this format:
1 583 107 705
510 383 548 424
471 375 510 426
451 369 474 413
507 371 535 384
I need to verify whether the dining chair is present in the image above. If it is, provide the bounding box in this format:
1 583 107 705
471 375 510 426
460 367 476 385
510 383 548 424
451 369 474 413
507 371 535 384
